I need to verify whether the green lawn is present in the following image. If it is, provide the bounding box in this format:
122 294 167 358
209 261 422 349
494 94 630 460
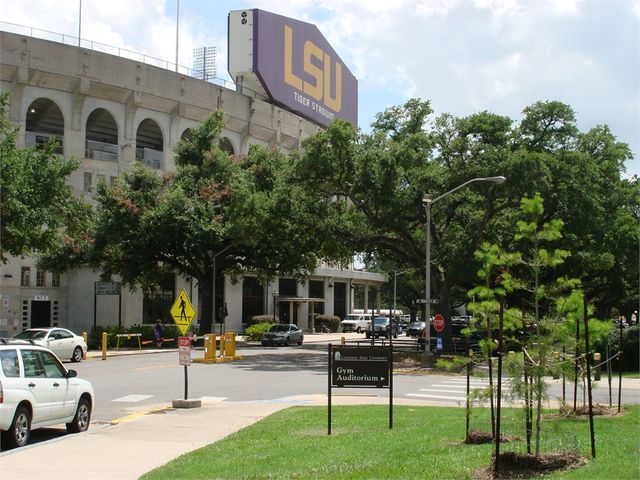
142 405 640 480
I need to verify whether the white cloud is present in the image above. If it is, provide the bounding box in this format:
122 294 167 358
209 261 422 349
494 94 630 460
1 0 637 174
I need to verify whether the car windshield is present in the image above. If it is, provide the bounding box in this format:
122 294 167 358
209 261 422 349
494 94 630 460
269 325 290 332
373 317 389 325
15 330 47 340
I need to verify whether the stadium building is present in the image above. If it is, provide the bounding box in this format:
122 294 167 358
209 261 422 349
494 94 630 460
0 10 387 337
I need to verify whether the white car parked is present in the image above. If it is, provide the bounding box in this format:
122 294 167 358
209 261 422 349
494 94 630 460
0 339 95 448
14 327 87 362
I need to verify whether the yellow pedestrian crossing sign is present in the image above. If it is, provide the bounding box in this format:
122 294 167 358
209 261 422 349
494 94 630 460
170 289 196 336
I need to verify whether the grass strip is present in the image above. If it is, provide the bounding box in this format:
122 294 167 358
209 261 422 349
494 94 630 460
141 404 639 480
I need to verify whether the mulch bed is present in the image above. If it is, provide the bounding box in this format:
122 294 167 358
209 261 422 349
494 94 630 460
477 451 588 479
464 429 519 445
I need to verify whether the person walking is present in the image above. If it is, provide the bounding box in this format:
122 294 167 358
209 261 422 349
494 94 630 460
154 319 164 348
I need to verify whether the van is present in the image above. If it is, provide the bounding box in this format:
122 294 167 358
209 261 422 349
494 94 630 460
339 313 372 333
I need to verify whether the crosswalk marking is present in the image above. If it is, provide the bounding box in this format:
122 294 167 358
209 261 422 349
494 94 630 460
407 393 466 401
419 388 470 394
112 394 154 403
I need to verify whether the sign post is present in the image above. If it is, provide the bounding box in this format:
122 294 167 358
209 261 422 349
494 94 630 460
328 344 393 434
178 337 191 400
170 291 200 409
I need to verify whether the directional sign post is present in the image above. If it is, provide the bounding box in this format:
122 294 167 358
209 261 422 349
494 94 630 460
416 298 439 304
328 344 393 434
170 289 196 336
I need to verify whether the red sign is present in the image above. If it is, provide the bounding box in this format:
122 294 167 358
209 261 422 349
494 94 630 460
433 314 445 333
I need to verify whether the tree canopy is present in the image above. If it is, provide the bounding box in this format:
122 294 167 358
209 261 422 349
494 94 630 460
0 93 92 264
292 98 639 335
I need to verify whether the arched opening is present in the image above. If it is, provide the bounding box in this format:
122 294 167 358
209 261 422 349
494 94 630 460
219 137 234 155
135 119 164 169
25 98 64 154
180 128 193 141
85 108 118 161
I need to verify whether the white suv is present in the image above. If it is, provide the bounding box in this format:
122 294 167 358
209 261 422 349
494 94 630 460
0 339 95 449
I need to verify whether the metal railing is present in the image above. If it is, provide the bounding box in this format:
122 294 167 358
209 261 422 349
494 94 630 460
86 139 118 161
24 131 63 154
0 20 263 96
135 147 163 169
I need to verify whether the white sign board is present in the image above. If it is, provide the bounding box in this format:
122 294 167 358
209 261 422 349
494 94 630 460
178 336 191 366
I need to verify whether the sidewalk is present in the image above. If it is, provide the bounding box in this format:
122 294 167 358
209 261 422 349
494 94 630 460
0 393 430 479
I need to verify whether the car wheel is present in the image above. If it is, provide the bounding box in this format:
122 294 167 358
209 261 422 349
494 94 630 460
3 405 31 448
285 336 290 346
71 346 84 363
67 397 91 433
356 327 360 333
297 336 303 345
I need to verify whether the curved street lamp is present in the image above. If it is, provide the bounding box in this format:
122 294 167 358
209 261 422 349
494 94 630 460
422 176 506 364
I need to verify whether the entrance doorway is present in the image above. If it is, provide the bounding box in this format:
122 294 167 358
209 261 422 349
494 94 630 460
31 300 51 328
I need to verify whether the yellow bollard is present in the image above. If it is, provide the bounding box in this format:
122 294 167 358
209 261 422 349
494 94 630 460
224 332 236 357
341 336 345 345
204 333 216 360
101 332 108 361
82 332 88 360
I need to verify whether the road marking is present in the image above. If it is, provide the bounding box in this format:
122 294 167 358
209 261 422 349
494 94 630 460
112 394 154 403
419 388 472 394
134 364 175 371
110 406 170 425
407 393 466 401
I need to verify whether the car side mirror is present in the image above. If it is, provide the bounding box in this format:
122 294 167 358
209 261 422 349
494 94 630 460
66 369 78 378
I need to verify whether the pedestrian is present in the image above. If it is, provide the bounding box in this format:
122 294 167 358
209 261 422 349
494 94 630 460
154 319 164 348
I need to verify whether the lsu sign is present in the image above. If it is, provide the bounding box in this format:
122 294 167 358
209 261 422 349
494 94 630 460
228 9 358 128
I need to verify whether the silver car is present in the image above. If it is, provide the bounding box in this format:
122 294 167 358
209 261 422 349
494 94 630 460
261 324 304 346
14 328 87 362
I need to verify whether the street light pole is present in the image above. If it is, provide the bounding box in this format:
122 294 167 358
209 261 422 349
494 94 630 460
272 291 278 323
422 176 506 364
211 245 232 339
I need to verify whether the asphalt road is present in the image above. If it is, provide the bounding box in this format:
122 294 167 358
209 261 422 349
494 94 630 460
68 339 639 423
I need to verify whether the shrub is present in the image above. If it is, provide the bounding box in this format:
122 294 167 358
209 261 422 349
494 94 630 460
244 315 279 330
244 321 276 341
315 315 340 332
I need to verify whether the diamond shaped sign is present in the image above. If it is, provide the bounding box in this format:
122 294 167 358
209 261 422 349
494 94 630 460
170 289 196 336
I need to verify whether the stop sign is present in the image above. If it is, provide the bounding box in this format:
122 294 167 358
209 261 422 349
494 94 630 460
433 313 445 333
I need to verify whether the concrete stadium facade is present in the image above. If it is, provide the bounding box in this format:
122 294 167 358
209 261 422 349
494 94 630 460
0 29 386 337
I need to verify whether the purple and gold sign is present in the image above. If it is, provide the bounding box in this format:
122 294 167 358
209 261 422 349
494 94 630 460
229 9 358 128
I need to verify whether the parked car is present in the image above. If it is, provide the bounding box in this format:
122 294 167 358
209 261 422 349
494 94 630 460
365 316 398 339
261 324 304 346
14 327 87 362
339 313 372 333
407 321 426 337
0 339 95 449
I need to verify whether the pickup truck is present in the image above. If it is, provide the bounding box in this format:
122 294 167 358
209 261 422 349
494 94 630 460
339 314 371 333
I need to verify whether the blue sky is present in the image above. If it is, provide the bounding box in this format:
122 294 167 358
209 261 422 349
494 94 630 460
3 0 638 176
